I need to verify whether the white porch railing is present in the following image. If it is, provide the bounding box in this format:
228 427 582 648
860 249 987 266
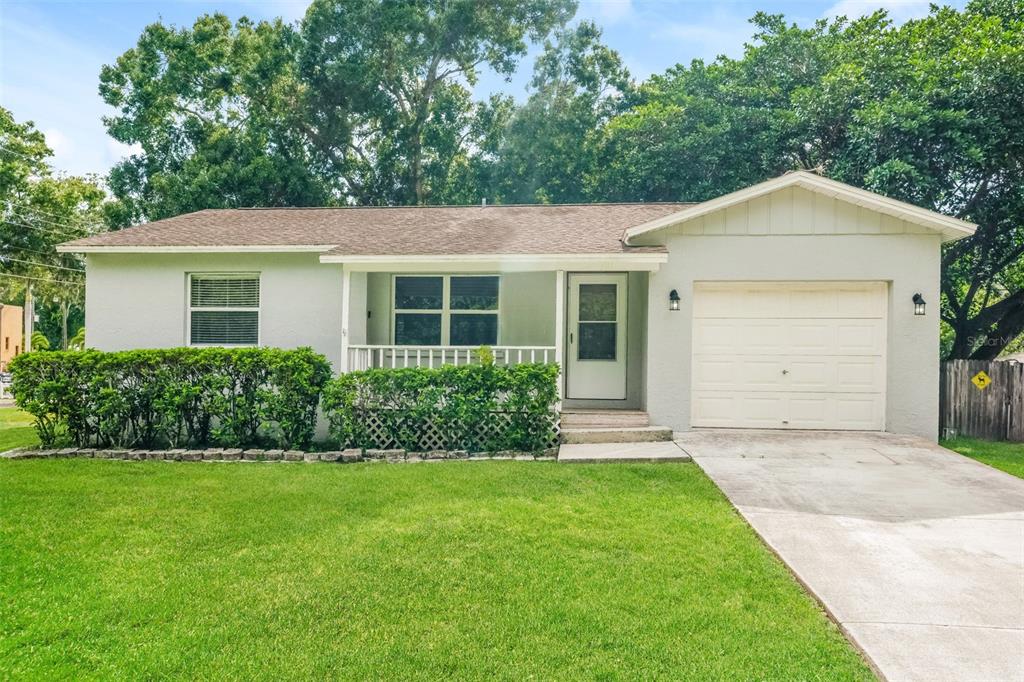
347 345 557 371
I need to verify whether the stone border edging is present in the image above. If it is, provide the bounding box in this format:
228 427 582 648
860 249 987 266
0 446 560 463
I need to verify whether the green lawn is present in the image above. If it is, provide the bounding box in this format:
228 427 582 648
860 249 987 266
944 438 1024 479
0 458 872 680
0 406 38 452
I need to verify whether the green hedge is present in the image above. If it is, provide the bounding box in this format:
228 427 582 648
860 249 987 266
9 347 331 450
321 362 560 453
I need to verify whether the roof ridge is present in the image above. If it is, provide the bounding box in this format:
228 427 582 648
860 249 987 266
222 201 695 211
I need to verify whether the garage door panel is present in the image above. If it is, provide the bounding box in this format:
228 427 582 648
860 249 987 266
787 359 831 390
692 319 886 356
787 395 830 428
740 359 788 389
691 394 740 425
693 392 885 430
833 396 883 430
694 282 887 319
836 359 883 391
836 321 885 354
692 358 738 390
694 355 884 393
691 282 887 431
692 320 740 354
788 322 832 353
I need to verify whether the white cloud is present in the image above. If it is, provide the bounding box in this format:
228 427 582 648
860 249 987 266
249 0 312 23
823 0 934 24
106 139 143 164
582 0 635 25
653 10 755 63
42 128 71 156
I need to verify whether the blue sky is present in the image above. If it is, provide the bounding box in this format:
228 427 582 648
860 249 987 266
1 0 966 178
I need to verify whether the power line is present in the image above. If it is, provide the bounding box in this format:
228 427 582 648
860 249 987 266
6 208 106 233
0 272 83 287
1 244 78 259
0 143 50 165
0 257 84 273
1 218 86 239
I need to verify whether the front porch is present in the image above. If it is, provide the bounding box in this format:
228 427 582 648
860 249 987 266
335 264 653 411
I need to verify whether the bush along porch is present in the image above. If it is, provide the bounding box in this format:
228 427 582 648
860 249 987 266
7 347 561 459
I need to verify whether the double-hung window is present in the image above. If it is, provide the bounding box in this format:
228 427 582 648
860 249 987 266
188 273 260 346
393 275 499 346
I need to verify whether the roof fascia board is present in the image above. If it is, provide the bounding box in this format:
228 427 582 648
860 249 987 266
623 172 976 243
57 245 335 254
319 253 668 272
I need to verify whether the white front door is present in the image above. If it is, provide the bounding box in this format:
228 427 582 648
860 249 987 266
567 273 628 400
691 281 887 430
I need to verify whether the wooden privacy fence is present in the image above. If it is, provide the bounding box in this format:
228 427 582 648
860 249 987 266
940 359 1024 441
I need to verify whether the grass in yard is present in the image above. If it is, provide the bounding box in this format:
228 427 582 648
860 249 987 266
0 406 38 452
0 459 873 680
944 437 1024 479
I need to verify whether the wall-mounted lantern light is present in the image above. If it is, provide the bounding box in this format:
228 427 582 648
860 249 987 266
669 289 681 311
912 293 926 316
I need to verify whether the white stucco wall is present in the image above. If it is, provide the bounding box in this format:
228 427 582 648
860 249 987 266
84 253 345 370
645 233 942 439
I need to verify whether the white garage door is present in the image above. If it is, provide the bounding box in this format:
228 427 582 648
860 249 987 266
691 282 887 430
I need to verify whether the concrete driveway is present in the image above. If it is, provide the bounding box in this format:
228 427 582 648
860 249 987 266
675 430 1024 682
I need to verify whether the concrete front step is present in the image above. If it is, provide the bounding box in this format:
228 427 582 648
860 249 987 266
560 425 674 444
560 410 650 429
558 441 691 463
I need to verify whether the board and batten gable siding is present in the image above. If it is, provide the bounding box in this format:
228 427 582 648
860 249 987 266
84 253 345 369
633 185 939 239
642 185 943 440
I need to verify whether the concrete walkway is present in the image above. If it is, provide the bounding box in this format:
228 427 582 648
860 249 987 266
675 429 1024 682
557 440 691 463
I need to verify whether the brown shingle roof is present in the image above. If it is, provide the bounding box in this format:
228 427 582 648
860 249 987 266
61 203 693 255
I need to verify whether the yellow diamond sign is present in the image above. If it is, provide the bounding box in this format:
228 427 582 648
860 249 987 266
972 371 992 390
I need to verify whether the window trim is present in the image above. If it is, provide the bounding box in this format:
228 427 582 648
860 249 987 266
390 274 501 346
186 272 262 347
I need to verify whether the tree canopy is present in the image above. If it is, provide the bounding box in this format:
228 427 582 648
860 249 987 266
0 107 110 349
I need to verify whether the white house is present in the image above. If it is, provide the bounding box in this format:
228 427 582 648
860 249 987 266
60 171 975 440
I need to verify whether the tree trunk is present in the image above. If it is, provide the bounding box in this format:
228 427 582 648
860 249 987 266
968 308 1024 360
60 300 70 351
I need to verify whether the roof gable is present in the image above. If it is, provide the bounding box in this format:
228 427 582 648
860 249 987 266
623 171 976 243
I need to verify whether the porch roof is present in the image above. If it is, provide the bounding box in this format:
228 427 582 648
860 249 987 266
58 203 688 255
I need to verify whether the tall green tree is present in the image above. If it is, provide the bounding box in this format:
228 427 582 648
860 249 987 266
492 21 632 203
298 0 576 205
100 14 332 223
0 107 109 348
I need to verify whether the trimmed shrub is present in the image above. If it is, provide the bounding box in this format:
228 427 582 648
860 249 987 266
322 361 560 453
9 347 331 450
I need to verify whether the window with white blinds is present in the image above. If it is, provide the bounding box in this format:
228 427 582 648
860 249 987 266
188 274 260 346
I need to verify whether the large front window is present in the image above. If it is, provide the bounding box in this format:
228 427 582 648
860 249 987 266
188 273 260 346
393 275 499 345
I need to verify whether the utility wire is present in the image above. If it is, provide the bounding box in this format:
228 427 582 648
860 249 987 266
5 209 106 233
1 218 86 239
0 143 50 165
0 257 84 273
1 244 80 259
0 272 83 287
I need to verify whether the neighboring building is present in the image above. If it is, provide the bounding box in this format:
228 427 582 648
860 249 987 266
0 303 24 370
59 171 975 440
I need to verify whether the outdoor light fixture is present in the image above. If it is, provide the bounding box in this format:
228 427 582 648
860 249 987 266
913 293 926 316
669 289 681 311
